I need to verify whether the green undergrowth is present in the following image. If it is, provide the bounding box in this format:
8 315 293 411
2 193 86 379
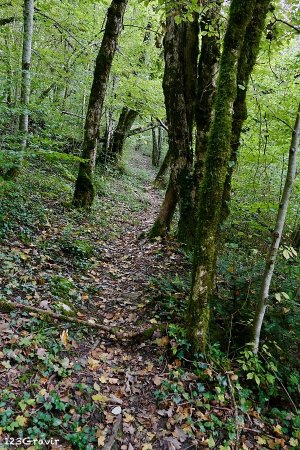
150 266 300 448
155 324 300 448
0 313 101 449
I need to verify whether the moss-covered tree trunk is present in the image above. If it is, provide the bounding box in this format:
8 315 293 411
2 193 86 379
73 0 128 208
221 0 271 222
177 16 199 245
187 0 258 353
150 13 198 239
108 107 138 163
194 3 221 200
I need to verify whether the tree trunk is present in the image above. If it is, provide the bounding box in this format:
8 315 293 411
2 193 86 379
194 3 221 200
154 146 171 187
152 127 160 167
73 0 128 208
150 13 198 240
221 0 271 222
252 102 300 355
187 0 258 353
176 16 199 245
19 0 34 152
149 176 178 238
292 226 300 249
109 107 138 163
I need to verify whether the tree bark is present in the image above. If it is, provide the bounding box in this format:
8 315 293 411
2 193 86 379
176 16 199 245
73 0 128 208
154 146 171 186
19 0 34 152
221 0 271 222
252 102 300 354
152 127 160 167
292 225 300 249
194 3 221 200
150 13 198 240
108 107 138 163
187 0 258 353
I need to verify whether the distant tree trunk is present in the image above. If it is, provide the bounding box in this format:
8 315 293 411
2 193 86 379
221 0 271 222
292 225 300 249
149 14 198 239
98 109 115 164
152 127 161 167
252 103 300 355
108 107 138 163
194 3 221 201
73 0 128 208
154 146 171 187
187 0 258 353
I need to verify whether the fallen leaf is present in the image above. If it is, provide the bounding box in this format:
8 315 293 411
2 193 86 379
60 329 69 348
92 394 110 403
15 415 27 427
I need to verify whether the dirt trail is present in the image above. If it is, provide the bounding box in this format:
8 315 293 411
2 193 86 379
71 152 188 449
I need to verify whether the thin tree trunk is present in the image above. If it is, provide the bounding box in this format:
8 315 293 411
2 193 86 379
19 0 34 152
221 0 271 222
128 121 158 136
152 127 160 167
154 146 171 187
252 102 300 354
108 107 138 163
292 225 300 249
73 0 128 208
187 0 258 353
149 176 178 237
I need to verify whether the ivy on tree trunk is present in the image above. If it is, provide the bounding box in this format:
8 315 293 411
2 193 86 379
73 0 128 208
187 0 258 353
221 0 271 222
150 13 198 240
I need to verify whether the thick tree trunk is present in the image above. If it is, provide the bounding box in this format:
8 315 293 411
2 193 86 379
109 107 138 162
73 0 128 208
176 16 199 245
252 103 300 354
150 14 198 241
221 0 271 222
187 0 258 353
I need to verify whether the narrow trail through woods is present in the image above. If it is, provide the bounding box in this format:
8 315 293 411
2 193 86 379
0 150 190 449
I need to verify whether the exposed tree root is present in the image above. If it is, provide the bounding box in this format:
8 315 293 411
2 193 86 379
0 300 167 343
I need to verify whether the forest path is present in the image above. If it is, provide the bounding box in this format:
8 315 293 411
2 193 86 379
77 150 189 449
0 148 190 449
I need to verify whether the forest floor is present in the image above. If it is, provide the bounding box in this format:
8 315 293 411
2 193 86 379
0 149 297 450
